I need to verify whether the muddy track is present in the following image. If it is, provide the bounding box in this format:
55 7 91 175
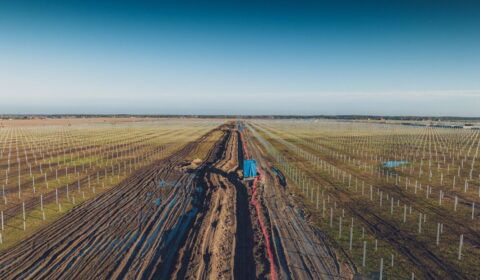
0 125 226 279
0 122 347 280
169 125 264 279
245 127 353 280
233 130 261 279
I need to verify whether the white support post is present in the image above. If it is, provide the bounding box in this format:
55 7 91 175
362 241 367 267
349 226 353 251
418 213 422 234
458 234 464 260
436 223 440 246
379 258 384 280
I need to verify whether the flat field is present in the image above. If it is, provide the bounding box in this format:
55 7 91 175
0 118 221 250
2 117 477 280
248 119 480 279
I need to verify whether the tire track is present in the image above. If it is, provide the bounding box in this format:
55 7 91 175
0 125 227 279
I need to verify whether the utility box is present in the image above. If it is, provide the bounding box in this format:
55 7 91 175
243 160 257 178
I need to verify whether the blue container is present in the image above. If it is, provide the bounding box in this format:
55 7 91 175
383 161 409 168
243 160 257 177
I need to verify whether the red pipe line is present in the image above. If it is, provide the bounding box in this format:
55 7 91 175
241 128 277 280
251 171 277 280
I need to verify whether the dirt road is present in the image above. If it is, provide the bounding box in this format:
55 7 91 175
0 123 350 280
244 127 355 279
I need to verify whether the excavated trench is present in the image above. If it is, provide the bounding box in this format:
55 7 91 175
0 123 349 280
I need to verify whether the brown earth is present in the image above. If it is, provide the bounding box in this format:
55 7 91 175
0 122 350 280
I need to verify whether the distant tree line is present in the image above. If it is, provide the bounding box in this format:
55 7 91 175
0 114 479 121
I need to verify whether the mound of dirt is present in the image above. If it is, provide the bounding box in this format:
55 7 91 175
176 158 204 171
191 158 202 167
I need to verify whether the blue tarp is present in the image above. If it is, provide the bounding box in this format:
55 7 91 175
244 160 257 177
383 161 409 168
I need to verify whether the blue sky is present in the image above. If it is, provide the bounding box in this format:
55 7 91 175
0 0 479 116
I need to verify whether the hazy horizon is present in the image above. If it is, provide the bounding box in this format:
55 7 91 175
1 1 479 116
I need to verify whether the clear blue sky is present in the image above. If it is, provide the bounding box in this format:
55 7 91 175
1 0 479 116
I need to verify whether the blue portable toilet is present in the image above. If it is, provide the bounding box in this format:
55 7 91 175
243 160 257 178
237 121 244 132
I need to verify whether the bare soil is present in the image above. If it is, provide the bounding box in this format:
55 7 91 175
0 122 350 280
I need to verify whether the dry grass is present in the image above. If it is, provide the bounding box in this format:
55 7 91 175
249 119 480 279
0 118 224 251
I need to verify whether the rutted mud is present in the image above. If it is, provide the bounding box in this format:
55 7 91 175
0 122 349 280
